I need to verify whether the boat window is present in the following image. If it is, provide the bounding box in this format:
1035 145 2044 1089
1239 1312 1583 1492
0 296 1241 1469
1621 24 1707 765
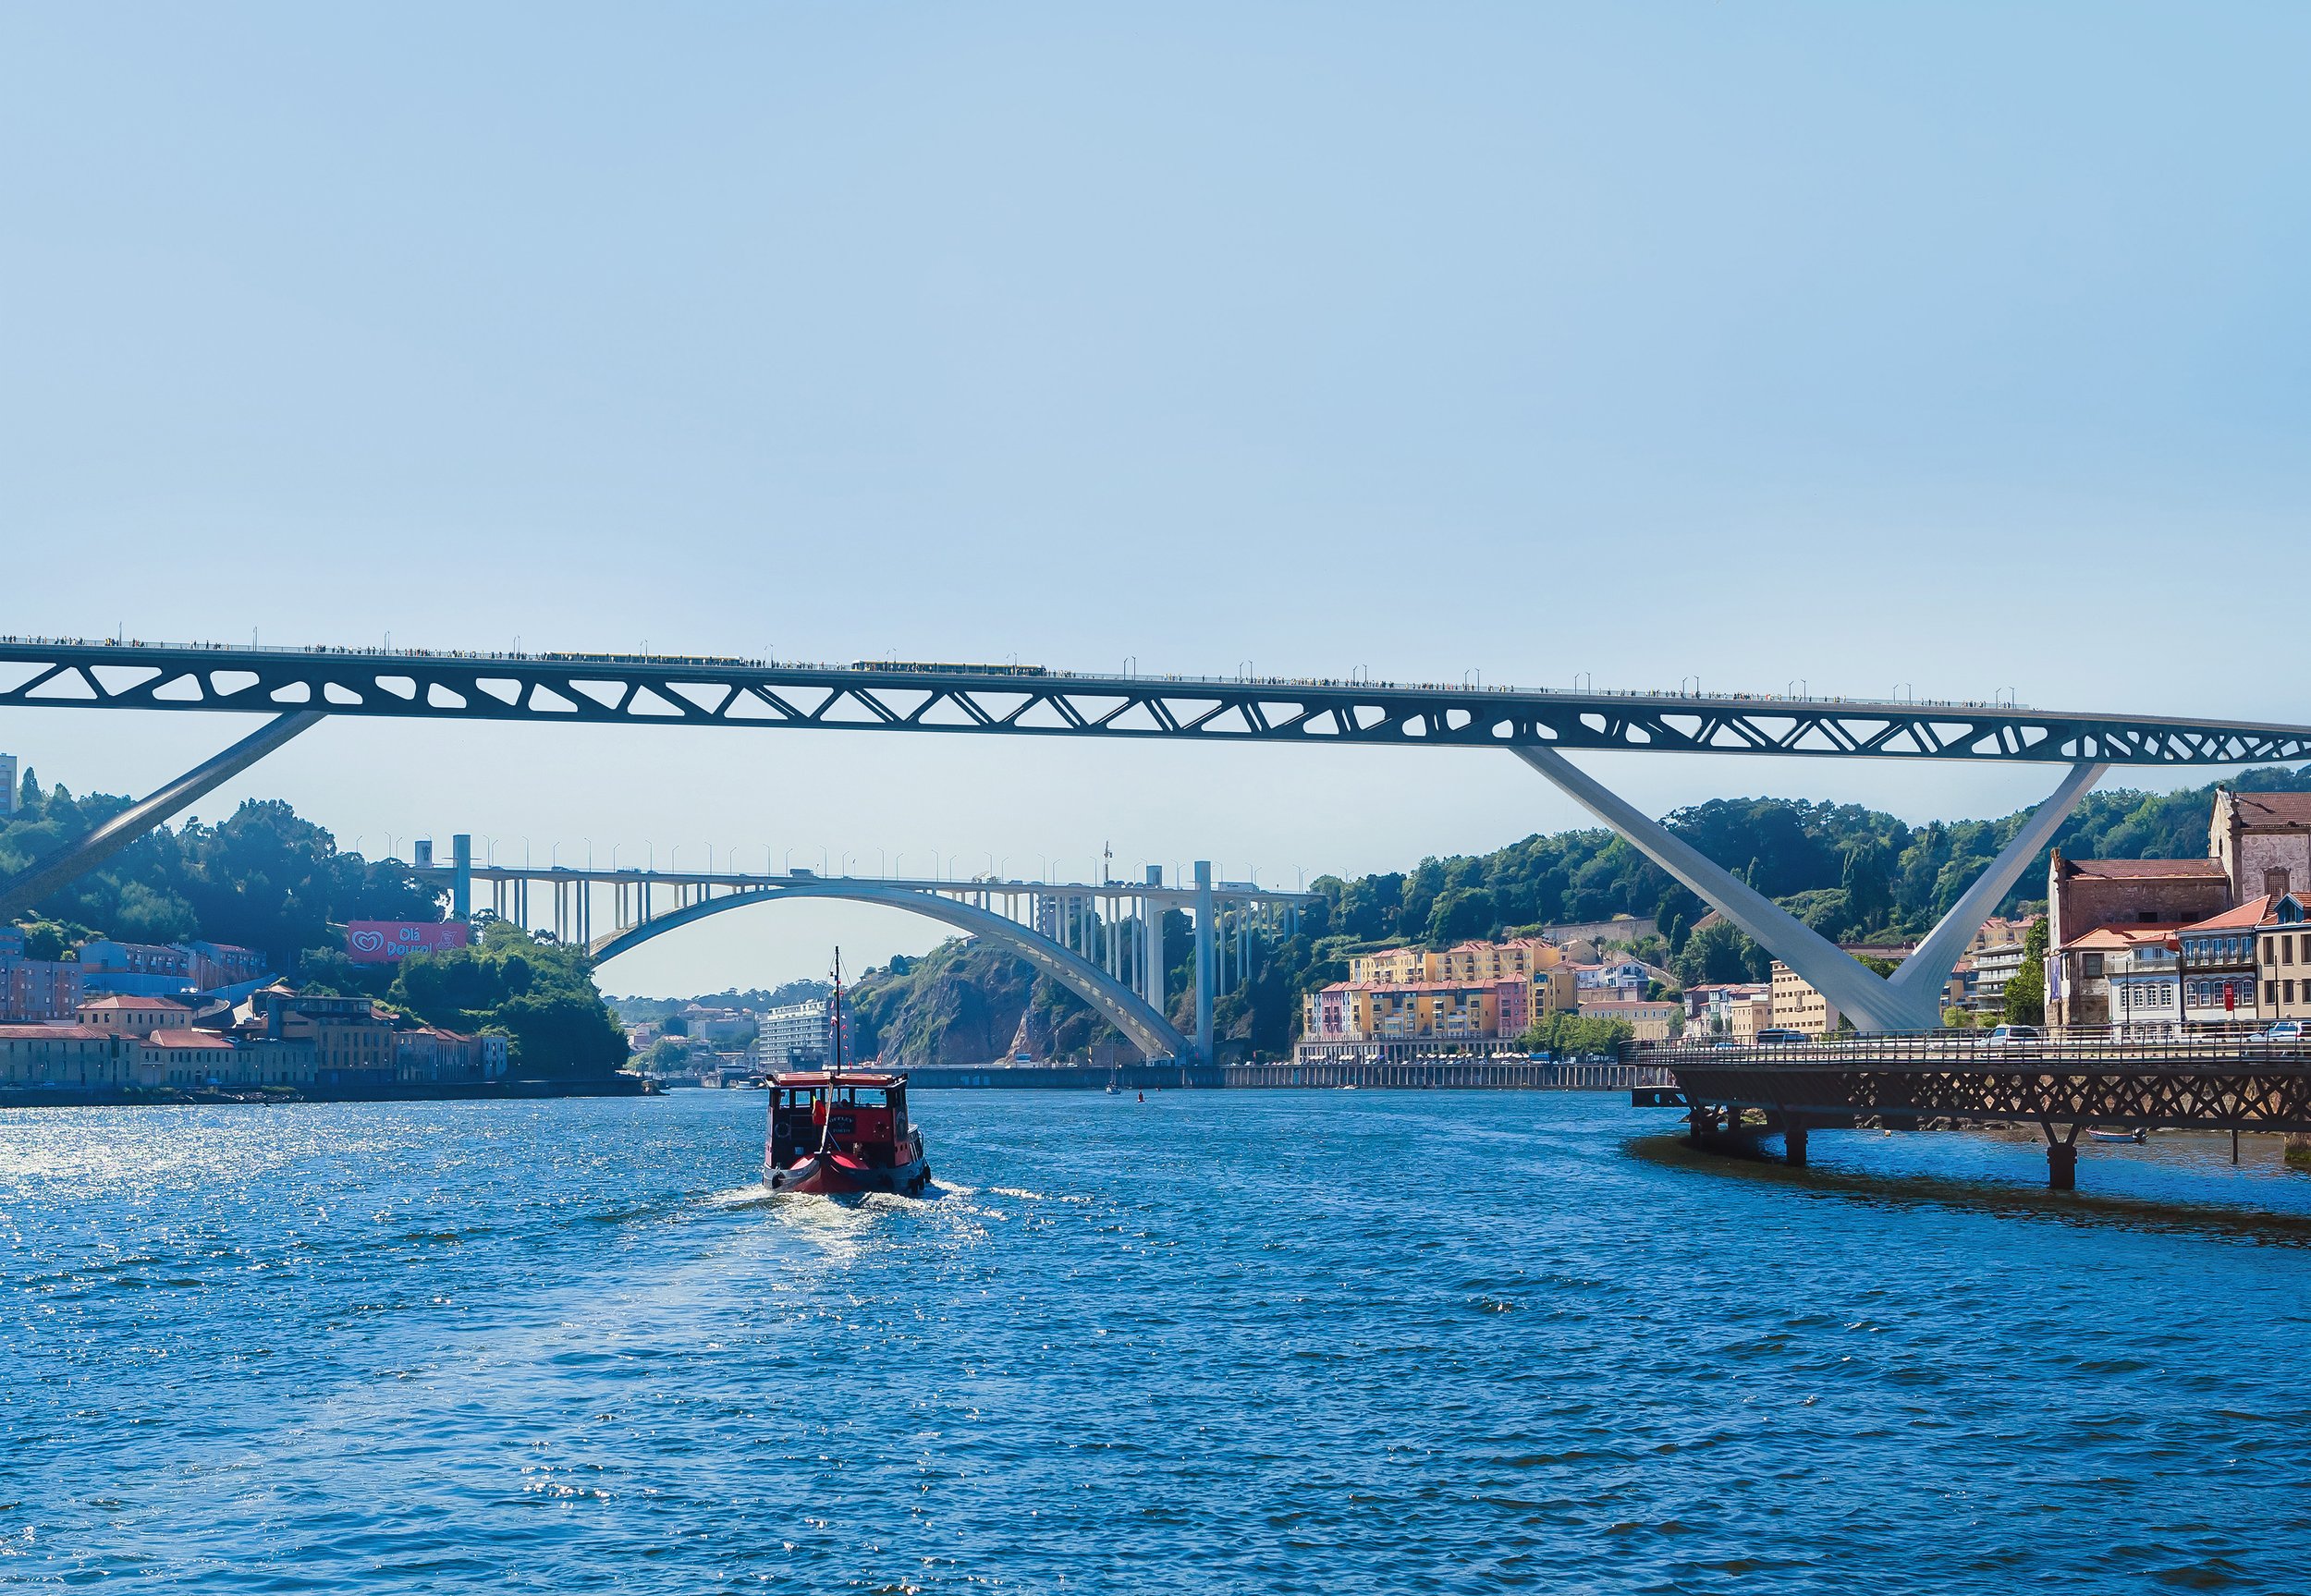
851 1088 887 1106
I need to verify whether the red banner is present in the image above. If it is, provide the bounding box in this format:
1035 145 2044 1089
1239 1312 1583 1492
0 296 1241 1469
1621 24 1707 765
345 920 471 964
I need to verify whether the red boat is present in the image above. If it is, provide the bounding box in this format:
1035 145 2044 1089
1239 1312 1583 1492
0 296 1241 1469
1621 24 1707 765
764 1069 931 1196
763 949 932 1197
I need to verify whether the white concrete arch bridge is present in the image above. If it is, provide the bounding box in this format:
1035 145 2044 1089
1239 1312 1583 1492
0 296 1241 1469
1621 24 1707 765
409 851 1310 1066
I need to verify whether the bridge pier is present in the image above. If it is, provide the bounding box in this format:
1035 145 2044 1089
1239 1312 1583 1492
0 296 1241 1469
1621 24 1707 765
2042 1122 2084 1190
1193 861 1215 1064
2048 1141 2078 1191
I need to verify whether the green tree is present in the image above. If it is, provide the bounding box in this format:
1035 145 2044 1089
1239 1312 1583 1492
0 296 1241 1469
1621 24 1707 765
387 920 626 1077
2002 916 2049 1024
1424 886 1498 946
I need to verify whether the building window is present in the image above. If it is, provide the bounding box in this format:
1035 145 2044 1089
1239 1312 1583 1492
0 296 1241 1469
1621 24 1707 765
2267 982 2279 1007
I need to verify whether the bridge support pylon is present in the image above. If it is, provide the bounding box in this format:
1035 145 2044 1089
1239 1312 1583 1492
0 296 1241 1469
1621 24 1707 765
0 710 325 922
1512 747 2108 1033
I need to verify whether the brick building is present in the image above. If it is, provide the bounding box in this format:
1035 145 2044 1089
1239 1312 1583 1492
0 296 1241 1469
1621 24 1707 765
0 926 82 1022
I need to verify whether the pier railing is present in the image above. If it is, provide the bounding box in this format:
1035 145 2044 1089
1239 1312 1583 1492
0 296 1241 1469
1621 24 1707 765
1626 1032 2311 1134
1630 1030 2311 1070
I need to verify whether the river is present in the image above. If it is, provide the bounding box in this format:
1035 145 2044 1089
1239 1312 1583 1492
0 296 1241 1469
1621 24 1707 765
3 1090 2308 1593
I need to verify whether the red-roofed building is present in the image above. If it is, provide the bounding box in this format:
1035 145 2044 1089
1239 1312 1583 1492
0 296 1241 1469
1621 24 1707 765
2050 922 2196 1030
2179 895 2272 1027
2048 851 2232 953
74 993 195 1038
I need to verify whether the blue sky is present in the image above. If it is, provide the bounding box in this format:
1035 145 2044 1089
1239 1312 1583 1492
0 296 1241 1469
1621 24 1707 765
4 5 2306 994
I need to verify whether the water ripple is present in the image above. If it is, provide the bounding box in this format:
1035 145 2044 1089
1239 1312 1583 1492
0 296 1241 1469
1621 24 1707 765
1 1093 2309 1591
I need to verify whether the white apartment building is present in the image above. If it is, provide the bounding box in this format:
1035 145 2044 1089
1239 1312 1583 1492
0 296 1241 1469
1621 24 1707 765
754 999 832 1070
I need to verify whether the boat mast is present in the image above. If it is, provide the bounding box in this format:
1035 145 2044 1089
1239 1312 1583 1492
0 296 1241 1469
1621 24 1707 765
814 947 846 1156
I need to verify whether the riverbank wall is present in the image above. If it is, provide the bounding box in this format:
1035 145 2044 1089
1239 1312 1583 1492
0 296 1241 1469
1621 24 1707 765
0 1075 654 1109
905 1060 1672 1090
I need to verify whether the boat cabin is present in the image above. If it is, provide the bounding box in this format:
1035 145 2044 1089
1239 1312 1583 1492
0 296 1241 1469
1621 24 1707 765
768 1071 912 1169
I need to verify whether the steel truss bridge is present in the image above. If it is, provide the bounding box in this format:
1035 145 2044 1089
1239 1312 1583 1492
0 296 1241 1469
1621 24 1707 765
410 850 1309 1065
5 635 2311 1060
1633 1034 2311 1188
6 639 2311 762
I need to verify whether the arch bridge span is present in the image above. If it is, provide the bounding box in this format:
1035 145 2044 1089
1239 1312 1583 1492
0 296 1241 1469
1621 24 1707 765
584 879 1191 1063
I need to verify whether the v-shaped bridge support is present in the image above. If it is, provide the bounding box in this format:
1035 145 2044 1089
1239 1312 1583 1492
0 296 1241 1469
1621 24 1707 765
1512 747 2106 1033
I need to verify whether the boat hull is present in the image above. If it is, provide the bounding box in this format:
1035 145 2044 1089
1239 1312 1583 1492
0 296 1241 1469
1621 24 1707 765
766 1148 932 1198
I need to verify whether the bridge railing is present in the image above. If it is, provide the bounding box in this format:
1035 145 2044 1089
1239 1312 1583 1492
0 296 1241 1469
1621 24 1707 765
0 635 2036 712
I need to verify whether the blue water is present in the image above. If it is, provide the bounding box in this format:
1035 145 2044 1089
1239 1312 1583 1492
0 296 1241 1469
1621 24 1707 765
4 1090 2310 1593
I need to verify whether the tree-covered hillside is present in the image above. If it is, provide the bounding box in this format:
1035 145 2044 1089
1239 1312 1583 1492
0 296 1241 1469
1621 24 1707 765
3 767 629 1077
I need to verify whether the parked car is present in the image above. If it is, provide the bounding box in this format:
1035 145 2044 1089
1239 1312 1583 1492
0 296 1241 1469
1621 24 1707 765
1987 1024 2042 1045
2255 1020 2305 1043
1754 1028 1809 1043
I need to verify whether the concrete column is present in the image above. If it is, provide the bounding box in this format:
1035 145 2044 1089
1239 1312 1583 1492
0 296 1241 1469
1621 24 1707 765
452 834 472 922
1194 861 1215 1064
1783 1125 1808 1167
1144 866 1164 1018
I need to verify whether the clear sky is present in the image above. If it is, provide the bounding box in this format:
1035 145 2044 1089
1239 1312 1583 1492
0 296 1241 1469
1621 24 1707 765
4 5 2306 995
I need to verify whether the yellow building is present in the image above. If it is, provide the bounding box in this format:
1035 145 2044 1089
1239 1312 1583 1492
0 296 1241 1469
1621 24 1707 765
1438 937 1567 984
1349 982 1504 1040
1768 962 1840 1035
1349 947 1435 984
1574 998 1681 1042
1728 994 1772 1042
